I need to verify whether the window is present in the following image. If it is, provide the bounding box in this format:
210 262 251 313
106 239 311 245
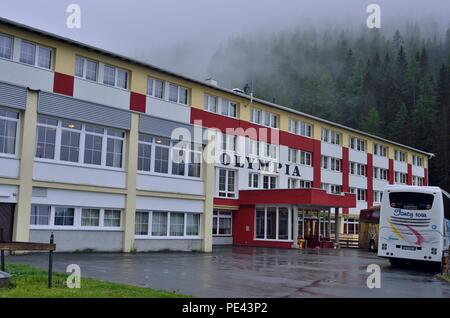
186 213 200 236
289 119 312 137
0 34 13 59
147 78 165 99
135 211 149 235
154 138 170 174
36 116 125 169
213 210 232 235
413 176 424 186
170 212 185 236
60 121 81 163
103 64 128 89
349 162 366 176
54 207 75 226
106 129 124 168
389 192 434 210
373 143 387 157
35 116 57 159
350 188 367 201
37 46 52 69
30 205 50 226
322 183 342 194
321 128 340 145
137 134 202 178
104 210 121 227
263 175 277 189
30 206 122 229
152 211 168 236
103 64 116 86
135 211 199 237
255 207 291 241
288 178 311 189
117 69 128 89
248 173 259 189
373 167 388 180
221 99 237 118
75 56 99 82
349 137 366 152
246 139 259 157
344 218 359 235
168 83 189 105
81 208 100 227
0 108 19 155
251 108 262 125
412 155 423 167
204 94 218 113
221 134 237 152
395 171 407 184
394 150 407 162
19 40 52 69
261 142 278 160
84 125 104 166
138 134 152 172
20 40 36 65
288 148 311 166
321 156 342 172
218 168 236 198
251 108 278 128
373 191 383 203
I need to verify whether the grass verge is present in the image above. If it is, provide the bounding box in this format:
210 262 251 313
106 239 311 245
0 263 189 298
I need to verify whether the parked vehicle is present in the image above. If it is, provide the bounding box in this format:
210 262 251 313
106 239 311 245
359 205 380 252
378 185 450 269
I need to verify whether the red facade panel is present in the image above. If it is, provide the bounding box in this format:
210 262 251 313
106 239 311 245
130 92 146 113
53 72 74 96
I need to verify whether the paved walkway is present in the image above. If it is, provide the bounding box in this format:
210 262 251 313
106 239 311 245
5 247 450 297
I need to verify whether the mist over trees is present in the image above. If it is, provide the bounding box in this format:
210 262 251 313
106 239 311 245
208 24 450 190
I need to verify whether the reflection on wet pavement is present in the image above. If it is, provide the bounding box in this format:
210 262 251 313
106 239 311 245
4 247 450 298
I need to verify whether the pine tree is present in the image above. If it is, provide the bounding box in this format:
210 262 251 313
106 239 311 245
361 107 383 135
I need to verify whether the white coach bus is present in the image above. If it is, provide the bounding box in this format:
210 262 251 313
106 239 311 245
378 185 450 268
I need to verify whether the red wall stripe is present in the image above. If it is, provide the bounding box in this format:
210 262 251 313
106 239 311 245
424 168 429 186
130 92 146 113
367 153 373 207
190 108 315 151
53 72 74 96
312 140 321 188
388 159 394 184
407 164 413 185
342 147 349 193
214 198 239 207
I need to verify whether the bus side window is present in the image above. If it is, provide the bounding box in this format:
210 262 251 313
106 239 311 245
444 192 450 220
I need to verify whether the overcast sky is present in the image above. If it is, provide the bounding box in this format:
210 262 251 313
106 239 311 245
1 0 449 80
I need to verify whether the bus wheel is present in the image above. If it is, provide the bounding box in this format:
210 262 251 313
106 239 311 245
389 258 403 268
369 240 376 252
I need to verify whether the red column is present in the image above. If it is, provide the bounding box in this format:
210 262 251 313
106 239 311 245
424 168 429 186
367 153 373 207
313 140 321 188
407 164 413 185
388 159 394 184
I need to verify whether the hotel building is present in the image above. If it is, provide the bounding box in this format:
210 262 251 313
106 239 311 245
0 18 432 252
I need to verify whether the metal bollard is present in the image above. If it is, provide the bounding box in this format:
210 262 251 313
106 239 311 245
48 232 54 288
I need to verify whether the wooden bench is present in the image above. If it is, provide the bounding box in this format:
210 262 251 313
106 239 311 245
0 233 56 288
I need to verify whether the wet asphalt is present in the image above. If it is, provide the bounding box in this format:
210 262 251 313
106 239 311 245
4 246 450 298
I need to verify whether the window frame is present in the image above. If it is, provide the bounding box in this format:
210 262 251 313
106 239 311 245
254 206 292 242
0 107 20 158
19 39 53 70
212 210 232 236
35 116 126 171
134 211 201 238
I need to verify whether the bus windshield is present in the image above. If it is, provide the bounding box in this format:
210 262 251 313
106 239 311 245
389 192 434 210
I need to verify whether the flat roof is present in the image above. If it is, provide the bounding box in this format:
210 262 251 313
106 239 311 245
0 16 433 157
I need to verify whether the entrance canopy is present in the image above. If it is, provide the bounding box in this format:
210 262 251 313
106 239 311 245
238 188 356 209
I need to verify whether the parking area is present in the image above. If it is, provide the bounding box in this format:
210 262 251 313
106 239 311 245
5 246 450 297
